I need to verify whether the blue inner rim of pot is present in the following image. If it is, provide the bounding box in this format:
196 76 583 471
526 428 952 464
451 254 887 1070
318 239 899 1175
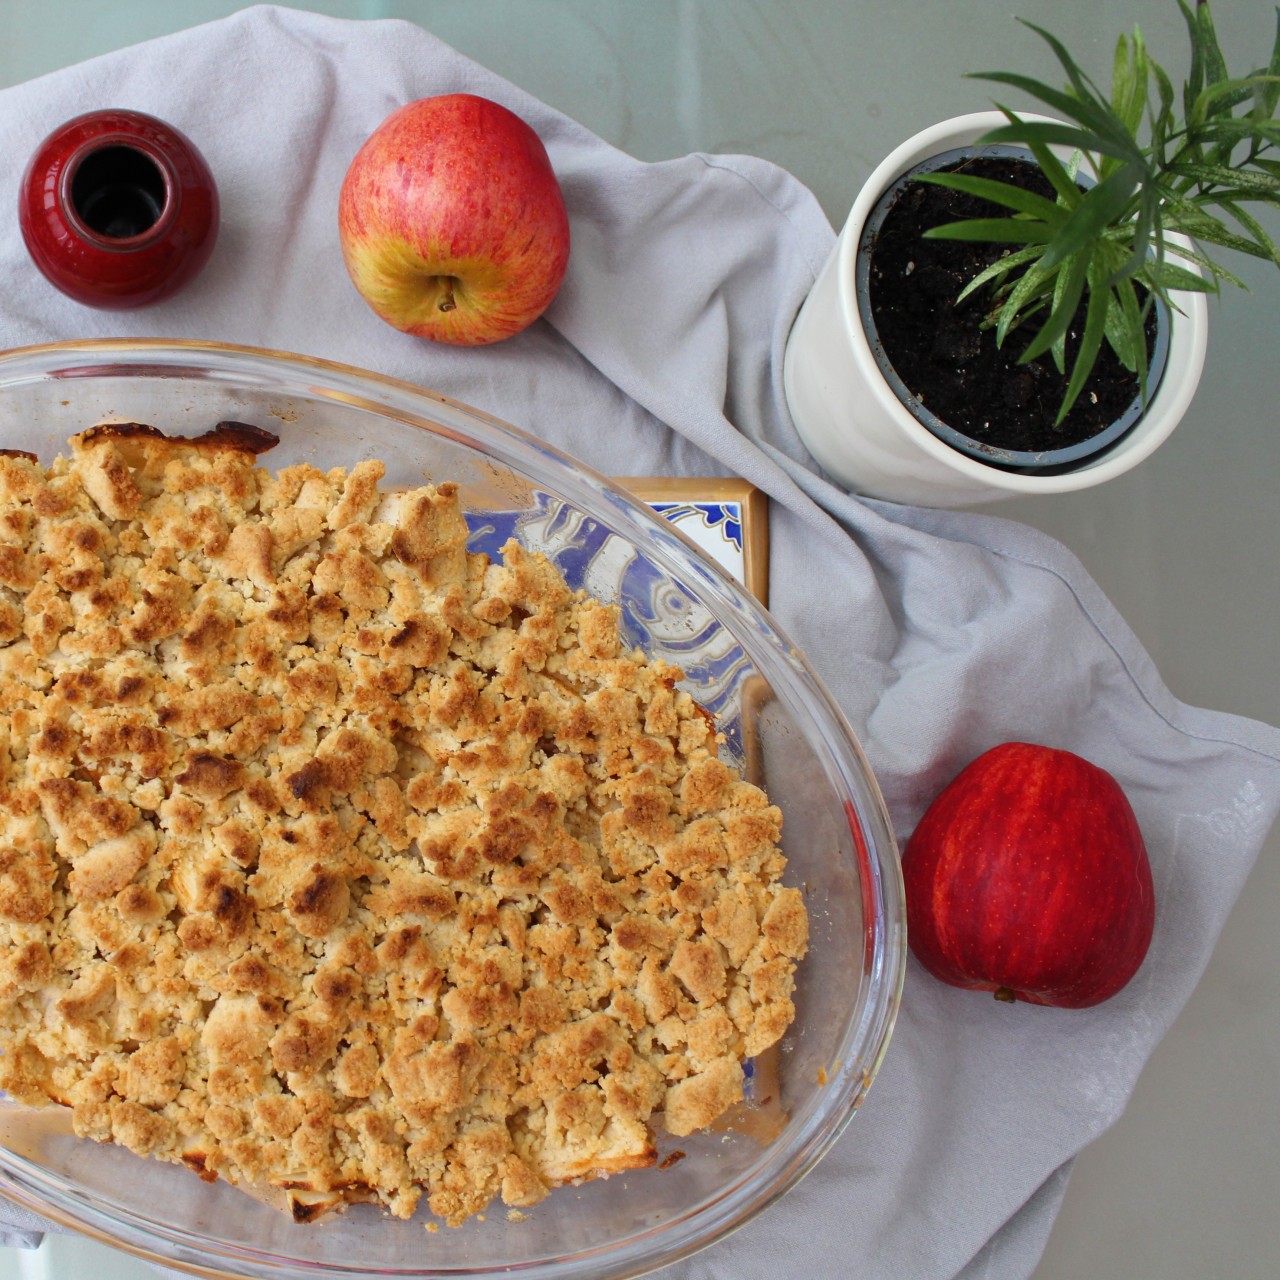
856 144 1171 476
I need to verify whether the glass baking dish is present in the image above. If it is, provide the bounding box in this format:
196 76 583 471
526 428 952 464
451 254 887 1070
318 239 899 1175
0 339 904 1280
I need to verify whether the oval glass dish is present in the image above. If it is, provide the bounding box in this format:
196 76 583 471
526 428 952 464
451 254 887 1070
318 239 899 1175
0 340 905 1280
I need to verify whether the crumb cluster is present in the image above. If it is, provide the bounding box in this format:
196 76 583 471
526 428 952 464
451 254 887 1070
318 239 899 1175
0 426 806 1225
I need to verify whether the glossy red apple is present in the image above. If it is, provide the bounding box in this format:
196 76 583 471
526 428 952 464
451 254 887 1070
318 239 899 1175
903 742 1155 1008
19 109 219 309
338 93 570 345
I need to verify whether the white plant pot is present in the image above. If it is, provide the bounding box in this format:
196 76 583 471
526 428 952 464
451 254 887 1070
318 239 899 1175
783 112 1210 507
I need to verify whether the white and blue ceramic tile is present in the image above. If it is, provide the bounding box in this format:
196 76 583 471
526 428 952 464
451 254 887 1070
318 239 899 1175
647 500 746 587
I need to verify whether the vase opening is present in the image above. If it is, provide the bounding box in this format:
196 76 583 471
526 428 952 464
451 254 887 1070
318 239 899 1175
68 144 170 243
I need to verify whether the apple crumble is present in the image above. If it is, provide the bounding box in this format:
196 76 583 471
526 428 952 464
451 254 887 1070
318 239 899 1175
0 425 807 1226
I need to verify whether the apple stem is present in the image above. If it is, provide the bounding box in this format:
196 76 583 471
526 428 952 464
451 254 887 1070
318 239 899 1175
993 986 1017 1003
439 278 457 312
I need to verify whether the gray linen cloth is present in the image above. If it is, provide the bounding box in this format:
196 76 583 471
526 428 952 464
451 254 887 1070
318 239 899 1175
0 7 1277 1279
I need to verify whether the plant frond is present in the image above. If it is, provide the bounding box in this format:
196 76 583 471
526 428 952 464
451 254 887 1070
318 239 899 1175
1039 160 1146 269
1140 259 1221 292
1193 0 1233 107
914 171 1069 221
1055 257 1115 423
975 119 1126 163
1111 31 1149 144
1256 9 1280 117
1017 19 1114 109
996 258 1058 347
1181 109 1280 148
1192 76 1275 124
1104 278 1148 374
1020 248 1090 367
954 244 1047 303
1167 160 1280 198
1178 0 1206 122
1161 196 1280 263
1148 56 1178 171
922 218 1056 245
967 71 1145 162
1216 201 1280 264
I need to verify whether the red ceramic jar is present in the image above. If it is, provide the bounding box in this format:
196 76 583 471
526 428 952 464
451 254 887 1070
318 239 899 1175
19 109 219 309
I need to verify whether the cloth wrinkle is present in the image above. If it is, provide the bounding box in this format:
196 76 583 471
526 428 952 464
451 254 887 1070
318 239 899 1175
692 150 837 282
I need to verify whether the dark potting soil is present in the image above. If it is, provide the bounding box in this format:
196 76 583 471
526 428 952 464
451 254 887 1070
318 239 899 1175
866 156 1155 455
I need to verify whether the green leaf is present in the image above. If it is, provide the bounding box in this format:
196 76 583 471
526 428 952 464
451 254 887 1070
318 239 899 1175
976 120 1127 163
1020 127 1088 207
1186 116 1280 147
1142 231 1244 287
1112 33 1136 119
1195 1 1233 107
1110 188 1157 282
1188 188 1280 215
1192 76 1271 123
969 71 1144 161
1049 322 1067 374
1256 10 1280 116
1050 253 1082 373
1152 55 1176 120
954 244 1046 304
1111 31 1149 141
1178 0 1205 121
1217 200 1280 264
1160 196 1258 247
1150 58 1177 166
996 259 1057 347
1040 160 1145 269
1180 221 1276 263
1254 157 1280 179
922 218 1056 245
1142 260 1219 292
1055 259 1114 423
1210 197 1280 218
914 171 1069 222
1020 247 1090 366
975 105 1093 206
1105 278 1148 373
1091 234 1133 278
1019 19 1110 106
1169 161 1280 197
988 293 1049 340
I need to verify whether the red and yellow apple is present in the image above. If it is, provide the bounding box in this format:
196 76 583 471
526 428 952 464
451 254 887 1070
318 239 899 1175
902 742 1155 1008
338 93 570 345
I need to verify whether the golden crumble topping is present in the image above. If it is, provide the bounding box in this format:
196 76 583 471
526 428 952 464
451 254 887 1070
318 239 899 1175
0 426 807 1226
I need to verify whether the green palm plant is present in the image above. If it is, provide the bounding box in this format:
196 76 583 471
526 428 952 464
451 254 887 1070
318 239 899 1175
918 0 1280 424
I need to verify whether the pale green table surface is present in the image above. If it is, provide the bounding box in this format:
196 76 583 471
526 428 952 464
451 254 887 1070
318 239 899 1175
1 3 1278 1278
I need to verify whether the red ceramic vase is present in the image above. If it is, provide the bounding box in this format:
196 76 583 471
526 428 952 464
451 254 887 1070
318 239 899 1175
19 109 220 309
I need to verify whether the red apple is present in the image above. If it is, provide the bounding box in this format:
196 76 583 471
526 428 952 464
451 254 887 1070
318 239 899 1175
337 94 570 345
903 742 1155 1008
